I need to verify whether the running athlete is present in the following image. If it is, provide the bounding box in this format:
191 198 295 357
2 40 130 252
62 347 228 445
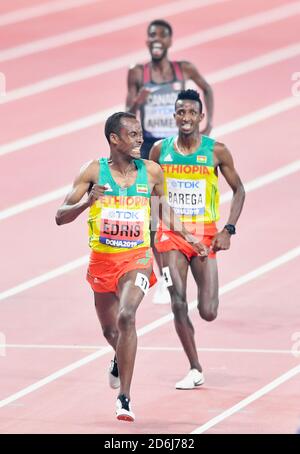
55 112 207 421
126 19 214 159
149 90 245 389
126 19 214 303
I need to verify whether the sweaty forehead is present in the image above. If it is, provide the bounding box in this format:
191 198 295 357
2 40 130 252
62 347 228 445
176 99 200 111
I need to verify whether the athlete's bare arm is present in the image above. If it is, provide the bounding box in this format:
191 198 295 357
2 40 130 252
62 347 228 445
211 142 245 251
145 160 208 256
181 61 214 135
55 160 106 225
126 65 151 114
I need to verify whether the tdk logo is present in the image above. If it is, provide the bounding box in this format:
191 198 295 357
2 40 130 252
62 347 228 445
108 210 139 220
171 180 202 189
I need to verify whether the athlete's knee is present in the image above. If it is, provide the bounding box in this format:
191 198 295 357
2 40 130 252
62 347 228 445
102 326 118 344
198 303 218 322
117 307 136 331
171 295 188 320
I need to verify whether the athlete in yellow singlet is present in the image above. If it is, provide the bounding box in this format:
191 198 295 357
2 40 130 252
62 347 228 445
150 90 245 389
56 112 207 421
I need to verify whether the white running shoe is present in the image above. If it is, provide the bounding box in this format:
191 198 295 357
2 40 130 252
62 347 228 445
153 275 171 304
116 394 135 422
108 358 120 389
175 369 205 390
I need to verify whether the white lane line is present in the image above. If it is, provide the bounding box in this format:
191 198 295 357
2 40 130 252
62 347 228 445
0 157 299 300
212 96 300 138
173 1 300 54
0 0 105 27
218 247 300 296
220 161 300 204
0 103 123 156
0 344 297 355
0 49 147 104
1 90 299 157
2 38 300 105
0 0 229 63
0 245 299 409
190 363 300 434
208 42 300 84
0 184 72 220
0 256 89 302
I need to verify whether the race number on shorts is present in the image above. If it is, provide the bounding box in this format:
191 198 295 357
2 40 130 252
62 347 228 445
135 272 150 294
162 266 173 287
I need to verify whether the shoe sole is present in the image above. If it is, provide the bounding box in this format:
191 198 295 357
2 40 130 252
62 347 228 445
116 414 135 422
176 379 205 390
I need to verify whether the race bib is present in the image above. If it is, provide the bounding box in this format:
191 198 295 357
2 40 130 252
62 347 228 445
144 105 177 138
100 208 144 248
162 266 173 287
166 178 206 216
135 272 150 294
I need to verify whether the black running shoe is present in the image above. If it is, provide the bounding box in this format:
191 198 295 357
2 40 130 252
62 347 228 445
108 358 120 389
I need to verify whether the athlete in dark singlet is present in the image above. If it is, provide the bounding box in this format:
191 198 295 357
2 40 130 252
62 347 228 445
126 19 214 160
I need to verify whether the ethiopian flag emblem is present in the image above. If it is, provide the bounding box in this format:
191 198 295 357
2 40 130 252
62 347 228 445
197 155 207 163
136 184 148 193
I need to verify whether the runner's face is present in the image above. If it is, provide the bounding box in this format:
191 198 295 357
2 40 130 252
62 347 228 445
174 100 204 135
117 118 144 158
147 25 172 61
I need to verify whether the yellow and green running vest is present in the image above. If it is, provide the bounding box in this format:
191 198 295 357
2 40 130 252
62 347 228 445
88 158 151 253
159 136 220 223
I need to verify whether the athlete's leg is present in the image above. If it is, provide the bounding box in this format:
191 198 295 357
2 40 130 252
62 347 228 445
150 230 163 274
150 199 171 304
161 250 202 371
190 256 219 322
94 292 119 350
116 266 153 399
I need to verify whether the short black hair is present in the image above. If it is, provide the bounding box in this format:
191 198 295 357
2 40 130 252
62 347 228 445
104 112 136 143
147 19 173 36
175 89 203 113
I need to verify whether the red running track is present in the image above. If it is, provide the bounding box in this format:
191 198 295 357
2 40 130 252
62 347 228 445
0 0 300 434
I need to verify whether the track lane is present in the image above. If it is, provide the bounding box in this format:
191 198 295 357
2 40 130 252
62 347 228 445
0 255 299 433
0 0 293 89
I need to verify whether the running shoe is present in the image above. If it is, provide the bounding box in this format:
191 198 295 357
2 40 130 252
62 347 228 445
153 275 171 304
108 358 120 389
116 394 135 422
175 368 205 389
